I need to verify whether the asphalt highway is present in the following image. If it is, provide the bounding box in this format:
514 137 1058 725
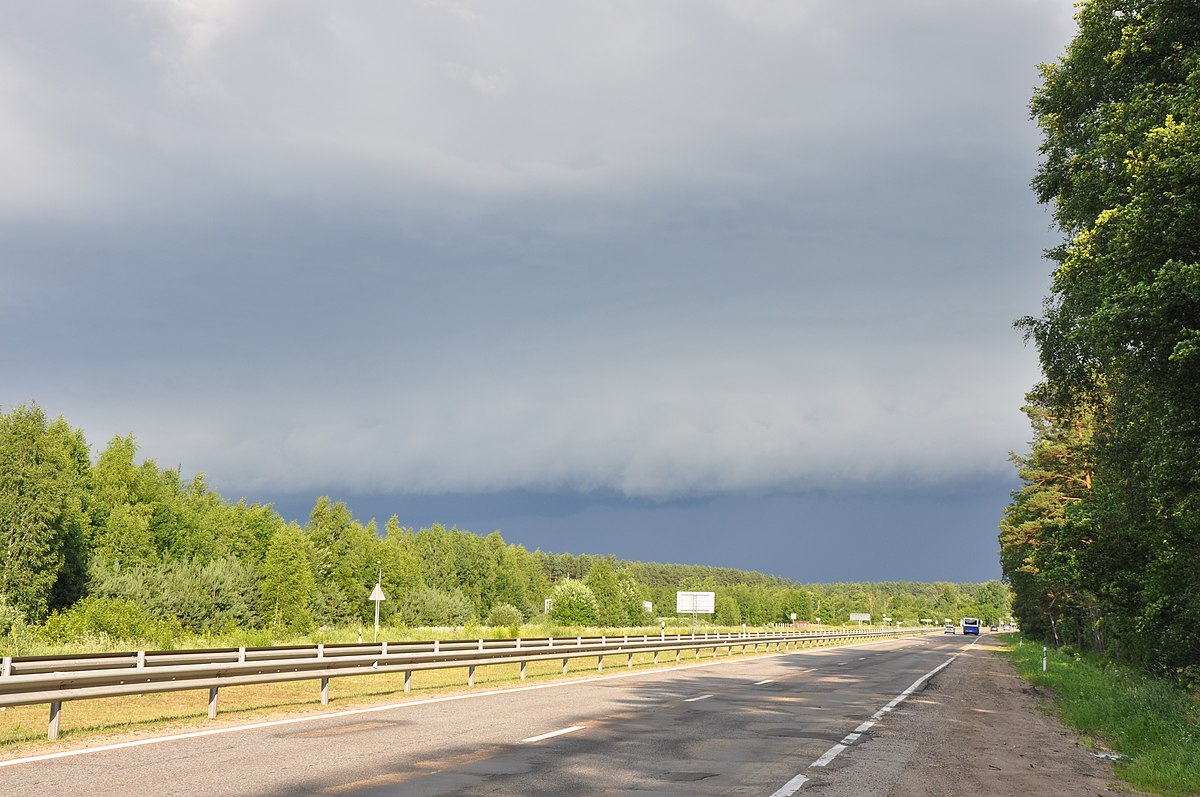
0 634 976 796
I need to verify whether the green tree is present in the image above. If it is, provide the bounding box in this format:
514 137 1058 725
306 497 377 623
616 569 650 626
584 559 624 627
1000 400 1096 646
0 405 89 621
259 524 317 631
548 579 598 627
715 594 741 625
1022 0 1200 677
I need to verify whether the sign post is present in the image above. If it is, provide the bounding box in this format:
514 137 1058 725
370 560 387 643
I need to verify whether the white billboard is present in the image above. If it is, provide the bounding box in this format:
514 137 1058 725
676 591 715 614
849 612 871 622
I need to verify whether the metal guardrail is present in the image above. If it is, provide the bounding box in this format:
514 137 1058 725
1 628 934 739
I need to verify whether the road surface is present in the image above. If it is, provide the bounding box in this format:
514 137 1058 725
0 634 995 796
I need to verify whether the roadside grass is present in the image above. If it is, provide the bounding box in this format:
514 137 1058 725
0 632 804 755
1000 635 1200 797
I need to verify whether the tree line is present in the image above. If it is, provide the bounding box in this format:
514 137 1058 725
1003 0 1199 684
1 403 1007 648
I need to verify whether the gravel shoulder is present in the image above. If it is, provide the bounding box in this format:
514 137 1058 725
805 634 1142 797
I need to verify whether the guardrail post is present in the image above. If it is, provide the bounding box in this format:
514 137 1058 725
675 649 681 663
434 640 440 653
653 650 659 664
548 637 554 648
627 652 633 668
562 658 568 675
321 677 330 704
520 660 527 681
2 656 10 677
468 665 475 686
137 650 145 669
478 639 483 651
383 641 389 655
516 638 521 650
48 701 61 740
404 671 412 692
597 655 603 672
238 646 246 662
208 687 219 718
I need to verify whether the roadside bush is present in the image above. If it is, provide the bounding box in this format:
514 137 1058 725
486 602 523 630
400 587 476 627
39 596 182 649
89 557 260 633
0 595 24 636
548 579 598 627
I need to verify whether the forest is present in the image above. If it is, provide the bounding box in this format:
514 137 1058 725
1002 0 1199 684
1 403 1007 653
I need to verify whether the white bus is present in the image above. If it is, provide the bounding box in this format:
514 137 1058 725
961 617 981 635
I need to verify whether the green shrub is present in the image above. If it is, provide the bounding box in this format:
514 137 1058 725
548 579 598 627
39 596 182 649
0 595 24 637
486 602 523 629
399 587 477 627
89 557 260 633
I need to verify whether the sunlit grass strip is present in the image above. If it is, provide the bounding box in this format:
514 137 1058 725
1000 634 1200 797
0 634 853 753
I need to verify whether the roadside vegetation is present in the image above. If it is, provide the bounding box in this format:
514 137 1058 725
1002 0 1200 687
1003 635 1200 797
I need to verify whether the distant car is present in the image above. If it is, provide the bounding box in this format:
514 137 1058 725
990 625 998 631
944 624 955 634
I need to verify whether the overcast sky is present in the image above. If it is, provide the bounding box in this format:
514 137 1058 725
2 1 1079 583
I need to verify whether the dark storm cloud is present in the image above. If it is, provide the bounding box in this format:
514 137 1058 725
2 2 1076 514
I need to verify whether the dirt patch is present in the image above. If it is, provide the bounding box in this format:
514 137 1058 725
884 635 1140 797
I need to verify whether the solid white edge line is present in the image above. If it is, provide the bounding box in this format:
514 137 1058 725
766 772 810 797
754 679 775 685
521 725 583 743
811 743 848 767
809 650 961 769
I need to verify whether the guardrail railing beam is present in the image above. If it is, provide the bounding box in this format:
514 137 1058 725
0 628 935 738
